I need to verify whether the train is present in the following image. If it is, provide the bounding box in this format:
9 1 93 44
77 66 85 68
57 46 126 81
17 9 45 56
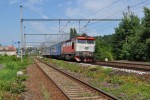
42 35 95 62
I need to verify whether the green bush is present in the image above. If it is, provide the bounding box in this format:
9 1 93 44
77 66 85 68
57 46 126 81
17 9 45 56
16 76 27 83
96 51 113 61
5 62 18 70
0 56 29 98
0 81 12 91
11 56 20 61
10 83 26 94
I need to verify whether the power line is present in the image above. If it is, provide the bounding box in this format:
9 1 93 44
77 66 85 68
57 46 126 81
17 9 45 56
105 0 150 18
86 0 150 33
80 0 120 31
67 0 121 30
86 0 121 18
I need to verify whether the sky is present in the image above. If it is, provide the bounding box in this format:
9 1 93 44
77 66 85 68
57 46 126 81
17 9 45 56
0 0 150 47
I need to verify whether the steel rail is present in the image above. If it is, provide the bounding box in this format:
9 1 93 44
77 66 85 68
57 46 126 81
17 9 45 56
109 61 150 66
32 58 70 100
35 58 119 100
94 61 150 72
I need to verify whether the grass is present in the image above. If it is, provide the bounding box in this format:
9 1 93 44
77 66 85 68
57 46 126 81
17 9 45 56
45 58 150 100
0 55 31 99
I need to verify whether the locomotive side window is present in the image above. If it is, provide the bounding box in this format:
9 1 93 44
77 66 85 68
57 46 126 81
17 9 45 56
77 40 86 44
87 40 94 44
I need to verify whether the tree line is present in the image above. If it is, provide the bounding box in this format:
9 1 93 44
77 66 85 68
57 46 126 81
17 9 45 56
96 7 150 61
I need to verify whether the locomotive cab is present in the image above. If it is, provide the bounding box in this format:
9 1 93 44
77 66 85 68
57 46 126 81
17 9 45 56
75 36 95 62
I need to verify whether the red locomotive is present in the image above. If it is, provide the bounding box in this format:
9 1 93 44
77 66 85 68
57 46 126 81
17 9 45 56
62 36 95 62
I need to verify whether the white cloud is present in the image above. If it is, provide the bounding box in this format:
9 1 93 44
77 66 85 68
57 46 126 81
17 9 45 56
23 0 49 19
83 0 109 11
66 7 81 18
41 15 48 19
65 0 117 18
29 22 49 33
9 0 18 5
23 0 50 41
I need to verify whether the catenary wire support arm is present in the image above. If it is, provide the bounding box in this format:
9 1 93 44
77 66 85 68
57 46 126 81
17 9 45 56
81 20 90 33
25 42 56 43
22 19 121 22
24 33 70 35
22 18 121 37
60 21 71 32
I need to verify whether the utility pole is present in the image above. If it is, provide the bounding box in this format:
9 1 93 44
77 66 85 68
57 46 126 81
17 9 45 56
20 5 23 62
24 26 26 55
18 41 20 55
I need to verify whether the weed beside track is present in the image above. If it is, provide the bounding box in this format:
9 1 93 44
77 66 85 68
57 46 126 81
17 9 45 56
43 58 150 100
0 55 31 99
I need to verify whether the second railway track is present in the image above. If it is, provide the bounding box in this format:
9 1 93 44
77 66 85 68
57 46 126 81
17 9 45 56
93 61 150 72
33 58 118 100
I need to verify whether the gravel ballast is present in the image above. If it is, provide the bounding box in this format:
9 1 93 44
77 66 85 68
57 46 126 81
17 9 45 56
23 64 67 100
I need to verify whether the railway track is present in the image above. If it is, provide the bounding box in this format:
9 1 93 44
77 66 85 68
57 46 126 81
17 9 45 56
94 61 150 72
33 58 118 100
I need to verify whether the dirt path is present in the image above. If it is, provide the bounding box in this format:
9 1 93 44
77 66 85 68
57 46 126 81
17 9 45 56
23 64 67 100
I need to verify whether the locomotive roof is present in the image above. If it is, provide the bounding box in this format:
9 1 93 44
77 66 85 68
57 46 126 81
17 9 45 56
64 36 95 42
76 36 95 40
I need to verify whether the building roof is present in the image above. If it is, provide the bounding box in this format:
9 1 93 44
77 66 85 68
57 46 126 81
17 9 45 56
0 46 16 51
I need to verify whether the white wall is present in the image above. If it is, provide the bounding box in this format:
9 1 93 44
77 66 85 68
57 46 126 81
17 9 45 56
0 51 17 56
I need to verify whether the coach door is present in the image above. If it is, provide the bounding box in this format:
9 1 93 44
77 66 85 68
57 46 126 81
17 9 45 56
72 42 74 49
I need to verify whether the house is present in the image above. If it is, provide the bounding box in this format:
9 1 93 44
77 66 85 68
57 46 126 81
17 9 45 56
0 46 17 56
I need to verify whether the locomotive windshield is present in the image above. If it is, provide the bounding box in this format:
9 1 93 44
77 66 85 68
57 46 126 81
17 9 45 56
87 40 94 44
77 40 86 44
77 39 95 44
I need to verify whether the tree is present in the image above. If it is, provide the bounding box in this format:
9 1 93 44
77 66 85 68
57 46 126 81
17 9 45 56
140 7 150 61
73 28 77 35
70 28 74 39
70 28 78 39
113 13 141 60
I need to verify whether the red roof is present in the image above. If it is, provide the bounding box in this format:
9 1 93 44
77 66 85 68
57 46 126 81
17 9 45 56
63 36 95 43
0 46 16 51
77 36 95 40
